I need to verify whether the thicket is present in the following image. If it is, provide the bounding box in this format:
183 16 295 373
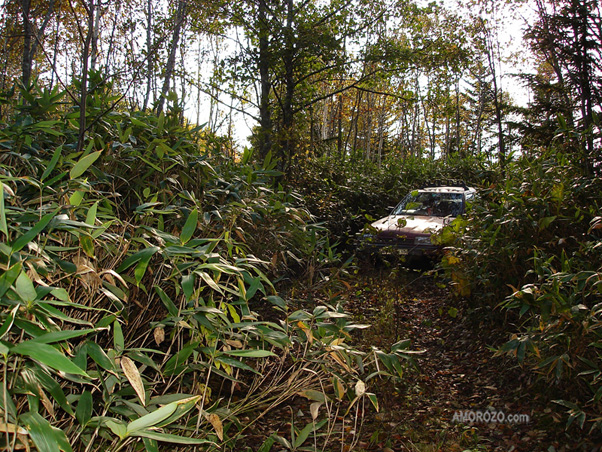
0 82 415 452
288 153 493 248
443 146 602 434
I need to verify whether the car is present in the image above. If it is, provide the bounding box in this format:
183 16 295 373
361 184 476 256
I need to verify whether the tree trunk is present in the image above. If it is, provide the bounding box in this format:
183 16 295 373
572 0 595 174
281 0 296 171
143 0 153 111
157 0 187 115
485 34 506 175
90 3 102 71
21 0 32 86
21 0 56 87
257 0 273 160
77 0 96 153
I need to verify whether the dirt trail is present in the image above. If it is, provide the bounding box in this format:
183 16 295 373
345 265 597 452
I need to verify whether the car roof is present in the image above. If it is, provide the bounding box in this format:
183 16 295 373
419 186 476 194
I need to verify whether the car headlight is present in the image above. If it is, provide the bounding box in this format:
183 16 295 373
414 236 431 245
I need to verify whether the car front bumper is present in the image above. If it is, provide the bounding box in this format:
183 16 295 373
359 235 441 256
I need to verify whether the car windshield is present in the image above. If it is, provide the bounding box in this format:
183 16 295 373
391 191 464 217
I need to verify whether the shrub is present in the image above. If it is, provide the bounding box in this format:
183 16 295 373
0 81 411 451
442 148 602 432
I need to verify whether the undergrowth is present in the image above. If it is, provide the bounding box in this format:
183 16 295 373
440 148 602 436
0 81 413 451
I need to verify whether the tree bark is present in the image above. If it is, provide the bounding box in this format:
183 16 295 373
143 0 153 111
257 0 273 160
21 0 32 86
157 0 187 115
77 0 95 153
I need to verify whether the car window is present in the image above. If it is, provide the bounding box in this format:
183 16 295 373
392 192 464 217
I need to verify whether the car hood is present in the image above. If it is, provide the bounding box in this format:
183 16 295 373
371 215 445 238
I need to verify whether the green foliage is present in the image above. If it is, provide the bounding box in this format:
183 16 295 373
0 80 408 451
441 147 602 432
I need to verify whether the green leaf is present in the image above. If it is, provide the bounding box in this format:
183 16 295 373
29 328 99 344
105 419 127 439
142 437 159 452
182 273 195 301
33 367 75 415
257 434 276 452
298 389 326 403
367 393 379 412
50 288 71 302
14 271 38 303
154 395 201 428
86 341 117 372
70 150 102 179
294 421 322 449
538 216 557 231
69 191 84 206
222 349 276 358
155 287 178 317
0 306 18 340
131 430 211 445
12 211 56 252
180 208 198 245
85 201 98 225
12 342 89 377
20 411 72 452
54 424 74 452
163 342 198 376
157 112 165 135
114 320 124 351
75 391 93 426
126 396 200 435
41 145 63 182
0 262 21 298
197 271 223 294
214 356 258 374
117 247 160 281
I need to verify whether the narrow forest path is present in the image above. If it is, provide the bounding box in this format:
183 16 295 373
343 263 597 452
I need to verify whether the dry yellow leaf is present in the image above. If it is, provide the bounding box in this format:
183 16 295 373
355 380 366 398
120 356 146 406
37 383 54 418
310 402 321 420
225 339 243 349
206 413 223 441
153 327 165 345
329 351 353 373
0 423 28 435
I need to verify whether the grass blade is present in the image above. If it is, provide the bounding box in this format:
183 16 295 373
126 396 200 434
20 411 60 452
180 208 198 244
132 430 212 444
12 211 56 253
12 342 89 377
70 150 102 179
41 145 63 182
75 391 93 426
